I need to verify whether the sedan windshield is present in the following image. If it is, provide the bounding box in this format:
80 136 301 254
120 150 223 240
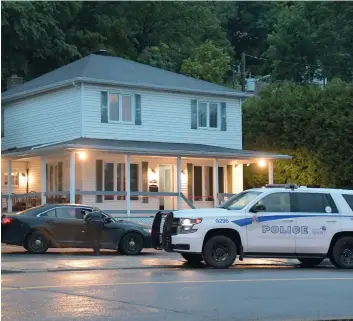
218 191 263 210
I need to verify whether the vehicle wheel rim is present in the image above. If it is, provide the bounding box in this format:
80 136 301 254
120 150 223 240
211 244 229 262
340 245 353 266
31 237 44 251
127 237 137 252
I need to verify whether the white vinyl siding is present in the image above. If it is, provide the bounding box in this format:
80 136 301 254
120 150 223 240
1 86 81 150
83 84 242 150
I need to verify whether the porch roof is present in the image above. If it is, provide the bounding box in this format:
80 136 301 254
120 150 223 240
2 138 291 160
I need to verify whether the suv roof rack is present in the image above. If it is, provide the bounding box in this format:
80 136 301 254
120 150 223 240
264 183 298 190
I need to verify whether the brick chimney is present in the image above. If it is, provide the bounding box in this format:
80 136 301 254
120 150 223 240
7 74 24 90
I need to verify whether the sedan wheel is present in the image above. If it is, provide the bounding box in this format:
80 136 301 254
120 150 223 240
27 231 49 254
119 232 143 255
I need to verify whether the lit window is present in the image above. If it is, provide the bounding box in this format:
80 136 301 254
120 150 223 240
4 172 19 187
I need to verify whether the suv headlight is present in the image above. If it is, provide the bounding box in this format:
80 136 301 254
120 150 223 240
180 218 202 233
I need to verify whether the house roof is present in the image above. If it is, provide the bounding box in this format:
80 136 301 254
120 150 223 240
2 137 291 160
2 54 253 102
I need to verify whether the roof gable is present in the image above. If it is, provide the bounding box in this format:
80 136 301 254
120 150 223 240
2 54 251 101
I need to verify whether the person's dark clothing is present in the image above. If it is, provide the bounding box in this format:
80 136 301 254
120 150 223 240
84 211 104 255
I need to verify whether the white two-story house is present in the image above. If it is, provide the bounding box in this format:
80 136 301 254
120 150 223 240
1 50 290 216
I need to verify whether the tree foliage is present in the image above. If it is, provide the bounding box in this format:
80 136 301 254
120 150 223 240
243 80 353 188
181 41 231 84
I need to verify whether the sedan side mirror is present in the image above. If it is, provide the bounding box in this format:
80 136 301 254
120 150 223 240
103 217 113 224
250 204 266 213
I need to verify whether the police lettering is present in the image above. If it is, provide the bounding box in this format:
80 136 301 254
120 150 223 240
262 225 308 234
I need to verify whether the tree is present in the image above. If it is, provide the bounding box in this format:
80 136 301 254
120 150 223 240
243 81 353 188
181 41 231 84
265 2 353 82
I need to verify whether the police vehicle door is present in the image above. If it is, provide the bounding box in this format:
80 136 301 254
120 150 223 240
292 191 340 255
246 191 296 253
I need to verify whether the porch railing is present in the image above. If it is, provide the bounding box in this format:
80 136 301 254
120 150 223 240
1 191 236 214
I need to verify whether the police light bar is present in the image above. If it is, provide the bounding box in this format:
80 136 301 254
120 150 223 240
264 184 298 190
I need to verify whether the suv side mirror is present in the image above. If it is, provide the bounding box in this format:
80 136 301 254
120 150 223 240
250 204 266 213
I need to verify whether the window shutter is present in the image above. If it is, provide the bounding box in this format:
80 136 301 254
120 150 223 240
1 107 4 138
187 163 193 202
135 94 142 125
142 161 148 203
227 165 233 193
58 162 63 192
191 100 197 129
96 160 103 203
101 92 108 123
220 102 226 131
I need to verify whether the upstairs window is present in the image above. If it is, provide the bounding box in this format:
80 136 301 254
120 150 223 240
198 102 219 129
108 93 133 123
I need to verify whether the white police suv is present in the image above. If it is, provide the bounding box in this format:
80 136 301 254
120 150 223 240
151 184 353 269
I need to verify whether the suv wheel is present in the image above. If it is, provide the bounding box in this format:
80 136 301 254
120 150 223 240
331 236 353 269
181 253 203 265
203 235 237 269
298 258 323 268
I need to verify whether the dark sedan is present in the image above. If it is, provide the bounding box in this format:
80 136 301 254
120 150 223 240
1 204 152 255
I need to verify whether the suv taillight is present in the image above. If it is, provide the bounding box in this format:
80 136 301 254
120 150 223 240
2 217 13 225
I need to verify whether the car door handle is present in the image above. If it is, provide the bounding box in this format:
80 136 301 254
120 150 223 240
325 220 337 223
282 219 294 222
48 220 55 224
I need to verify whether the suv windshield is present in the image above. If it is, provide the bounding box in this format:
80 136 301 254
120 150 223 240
218 191 263 210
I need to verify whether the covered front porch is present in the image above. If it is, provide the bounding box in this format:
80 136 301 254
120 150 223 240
1 138 290 216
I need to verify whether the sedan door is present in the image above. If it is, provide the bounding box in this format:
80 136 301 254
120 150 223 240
42 207 86 247
99 216 125 250
245 191 296 254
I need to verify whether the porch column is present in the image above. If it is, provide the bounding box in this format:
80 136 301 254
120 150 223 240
69 151 76 203
7 159 12 213
213 159 219 207
125 155 131 216
268 160 274 184
177 156 182 210
40 156 46 205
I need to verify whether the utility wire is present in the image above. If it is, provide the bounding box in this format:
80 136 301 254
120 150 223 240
245 53 350 71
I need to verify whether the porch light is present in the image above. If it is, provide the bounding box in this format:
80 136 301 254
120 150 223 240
149 169 157 183
258 159 266 167
20 173 27 184
181 170 187 183
77 151 87 161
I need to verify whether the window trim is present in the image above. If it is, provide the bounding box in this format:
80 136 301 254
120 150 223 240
197 101 220 129
4 171 20 187
108 92 135 124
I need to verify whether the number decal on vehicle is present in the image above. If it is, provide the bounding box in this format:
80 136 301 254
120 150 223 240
215 219 229 223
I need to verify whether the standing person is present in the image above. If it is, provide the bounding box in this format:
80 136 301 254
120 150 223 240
84 210 104 256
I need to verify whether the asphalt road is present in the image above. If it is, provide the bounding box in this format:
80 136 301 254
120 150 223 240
2 266 353 321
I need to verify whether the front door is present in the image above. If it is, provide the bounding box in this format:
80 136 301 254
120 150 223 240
159 165 174 210
293 192 340 255
246 191 296 254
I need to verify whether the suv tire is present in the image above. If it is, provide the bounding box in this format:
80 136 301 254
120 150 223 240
331 236 353 269
203 235 237 269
